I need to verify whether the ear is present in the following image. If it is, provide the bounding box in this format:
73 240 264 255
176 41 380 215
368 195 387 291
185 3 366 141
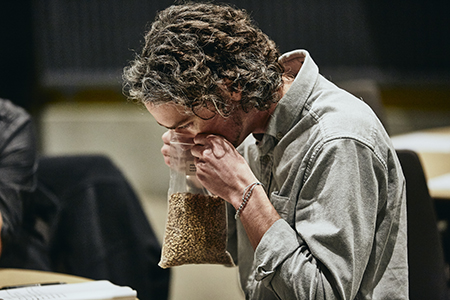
230 90 242 102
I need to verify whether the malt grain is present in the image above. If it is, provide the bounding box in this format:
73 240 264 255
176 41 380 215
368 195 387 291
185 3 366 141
159 192 234 268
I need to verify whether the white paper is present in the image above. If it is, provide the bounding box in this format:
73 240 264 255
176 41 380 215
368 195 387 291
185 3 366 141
391 133 450 153
0 280 136 300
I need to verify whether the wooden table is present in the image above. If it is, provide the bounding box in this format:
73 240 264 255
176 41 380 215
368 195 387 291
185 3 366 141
0 268 90 288
391 126 450 200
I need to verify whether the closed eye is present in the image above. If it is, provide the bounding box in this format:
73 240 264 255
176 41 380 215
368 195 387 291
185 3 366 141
177 122 193 130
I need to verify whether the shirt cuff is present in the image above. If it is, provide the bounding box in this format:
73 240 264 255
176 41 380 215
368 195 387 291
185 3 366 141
254 219 301 282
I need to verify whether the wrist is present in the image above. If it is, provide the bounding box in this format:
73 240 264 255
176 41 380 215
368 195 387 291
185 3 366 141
234 182 264 219
233 185 280 249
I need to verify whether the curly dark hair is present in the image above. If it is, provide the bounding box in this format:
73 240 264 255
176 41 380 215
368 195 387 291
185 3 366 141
123 2 284 118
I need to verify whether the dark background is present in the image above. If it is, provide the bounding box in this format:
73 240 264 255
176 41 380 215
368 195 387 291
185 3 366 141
1 0 449 111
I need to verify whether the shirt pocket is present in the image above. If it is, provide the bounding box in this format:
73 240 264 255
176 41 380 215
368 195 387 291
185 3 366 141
270 191 295 228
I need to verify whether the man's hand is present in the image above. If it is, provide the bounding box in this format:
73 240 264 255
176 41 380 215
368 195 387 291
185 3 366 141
161 130 172 167
190 134 258 208
191 133 280 249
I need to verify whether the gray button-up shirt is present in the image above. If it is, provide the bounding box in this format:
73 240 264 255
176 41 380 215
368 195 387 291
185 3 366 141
228 50 408 299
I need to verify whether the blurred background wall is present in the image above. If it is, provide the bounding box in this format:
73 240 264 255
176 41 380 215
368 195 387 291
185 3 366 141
1 1 450 299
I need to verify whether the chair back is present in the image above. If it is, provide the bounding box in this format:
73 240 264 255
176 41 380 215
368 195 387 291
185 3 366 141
397 149 449 300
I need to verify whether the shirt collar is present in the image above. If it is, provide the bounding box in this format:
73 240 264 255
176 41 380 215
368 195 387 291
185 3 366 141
257 50 319 153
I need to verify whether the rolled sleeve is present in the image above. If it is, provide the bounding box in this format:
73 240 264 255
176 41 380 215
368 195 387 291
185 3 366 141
254 219 300 282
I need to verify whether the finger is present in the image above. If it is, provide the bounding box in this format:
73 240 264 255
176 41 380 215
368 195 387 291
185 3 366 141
191 133 212 158
161 138 171 156
162 130 172 145
195 134 232 159
161 144 171 166
190 143 211 160
192 133 211 146
161 130 172 167
163 155 171 167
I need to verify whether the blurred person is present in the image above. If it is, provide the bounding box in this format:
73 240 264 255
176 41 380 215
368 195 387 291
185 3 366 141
0 98 40 265
123 2 408 299
0 98 170 300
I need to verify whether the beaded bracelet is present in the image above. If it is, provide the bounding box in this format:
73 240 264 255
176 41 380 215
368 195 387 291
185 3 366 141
235 182 264 219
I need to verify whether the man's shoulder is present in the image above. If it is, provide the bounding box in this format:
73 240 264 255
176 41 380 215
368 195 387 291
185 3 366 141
309 82 384 142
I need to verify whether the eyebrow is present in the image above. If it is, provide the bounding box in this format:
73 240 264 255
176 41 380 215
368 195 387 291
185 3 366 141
156 117 191 130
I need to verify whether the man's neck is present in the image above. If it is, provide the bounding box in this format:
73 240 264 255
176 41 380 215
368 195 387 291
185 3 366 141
250 75 294 136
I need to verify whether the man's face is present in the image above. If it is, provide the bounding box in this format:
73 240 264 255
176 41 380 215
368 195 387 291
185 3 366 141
146 102 246 147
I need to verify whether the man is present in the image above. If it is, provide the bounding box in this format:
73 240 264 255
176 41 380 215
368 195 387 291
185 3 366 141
123 2 408 299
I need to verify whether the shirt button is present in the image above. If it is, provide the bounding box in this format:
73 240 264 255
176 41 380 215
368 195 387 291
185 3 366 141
276 132 283 140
